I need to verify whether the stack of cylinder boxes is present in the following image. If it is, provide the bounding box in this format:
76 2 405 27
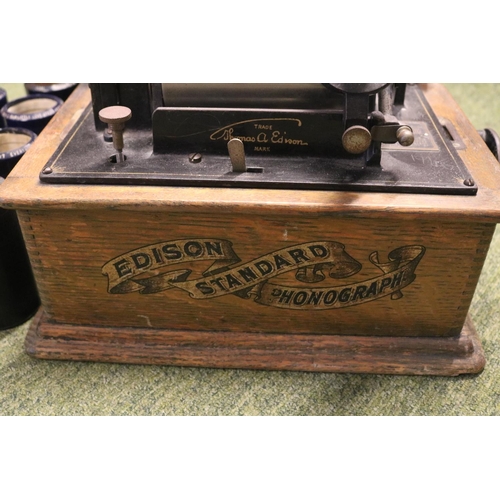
0 84 77 329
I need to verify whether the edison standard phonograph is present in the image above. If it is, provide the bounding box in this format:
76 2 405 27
1 83 499 375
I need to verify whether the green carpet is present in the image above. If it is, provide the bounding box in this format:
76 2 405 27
1 83 500 415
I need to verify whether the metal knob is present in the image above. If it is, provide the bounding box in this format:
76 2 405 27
342 125 372 154
98 106 132 162
396 125 414 147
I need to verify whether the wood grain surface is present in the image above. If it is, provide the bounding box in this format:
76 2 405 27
16 208 495 337
1 83 498 374
25 310 485 375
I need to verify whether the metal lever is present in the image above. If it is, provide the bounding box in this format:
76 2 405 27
228 138 246 172
371 124 414 146
342 123 414 155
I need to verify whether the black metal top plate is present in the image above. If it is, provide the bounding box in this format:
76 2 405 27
40 85 476 195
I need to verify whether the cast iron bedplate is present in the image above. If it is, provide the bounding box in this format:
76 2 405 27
39 85 476 195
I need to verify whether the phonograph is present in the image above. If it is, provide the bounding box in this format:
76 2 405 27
1 83 499 375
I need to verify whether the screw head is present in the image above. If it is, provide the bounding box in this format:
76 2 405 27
463 178 475 186
189 153 202 163
42 167 53 175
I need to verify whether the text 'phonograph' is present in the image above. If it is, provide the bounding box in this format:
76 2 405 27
1 83 499 375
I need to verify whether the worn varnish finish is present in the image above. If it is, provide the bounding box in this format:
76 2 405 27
2 83 500 375
16 208 495 337
26 310 484 376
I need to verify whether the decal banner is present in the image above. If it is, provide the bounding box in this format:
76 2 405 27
102 240 425 309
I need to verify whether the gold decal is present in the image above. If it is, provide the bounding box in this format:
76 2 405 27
102 240 425 310
209 118 309 150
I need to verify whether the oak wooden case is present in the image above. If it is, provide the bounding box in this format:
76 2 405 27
1 84 499 375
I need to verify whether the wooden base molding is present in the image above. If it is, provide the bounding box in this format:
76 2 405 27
25 309 485 376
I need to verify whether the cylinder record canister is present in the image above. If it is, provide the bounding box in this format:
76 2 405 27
0 129 40 329
0 88 7 127
1 94 63 135
0 127 37 178
24 83 77 102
